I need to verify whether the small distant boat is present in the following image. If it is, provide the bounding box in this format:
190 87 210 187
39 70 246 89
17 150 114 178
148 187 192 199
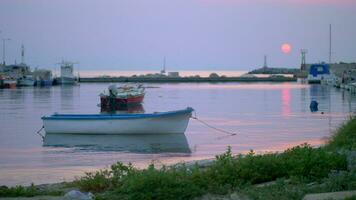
33 69 53 86
42 107 194 134
307 64 331 84
18 75 35 86
1 79 17 89
58 61 77 85
100 84 145 110
35 78 53 86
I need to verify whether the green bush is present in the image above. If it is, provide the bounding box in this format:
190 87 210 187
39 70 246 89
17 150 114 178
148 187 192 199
282 143 347 181
74 162 135 193
112 164 204 200
0 183 62 197
327 117 356 151
74 170 112 193
73 144 347 200
0 185 38 197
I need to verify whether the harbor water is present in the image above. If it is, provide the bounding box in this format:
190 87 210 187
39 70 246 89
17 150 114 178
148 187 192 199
0 82 355 186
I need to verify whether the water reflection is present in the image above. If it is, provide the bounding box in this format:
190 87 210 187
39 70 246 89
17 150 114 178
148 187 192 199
309 84 329 101
33 87 52 100
60 85 79 110
43 133 191 153
281 88 291 117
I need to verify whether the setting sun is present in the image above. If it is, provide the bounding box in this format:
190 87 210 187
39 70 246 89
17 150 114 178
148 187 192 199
281 43 292 54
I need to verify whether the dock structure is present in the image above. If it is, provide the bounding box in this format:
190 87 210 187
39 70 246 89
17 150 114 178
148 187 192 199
79 76 297 83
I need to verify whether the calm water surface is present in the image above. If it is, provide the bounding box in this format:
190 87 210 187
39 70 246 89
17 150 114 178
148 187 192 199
0 82 355 185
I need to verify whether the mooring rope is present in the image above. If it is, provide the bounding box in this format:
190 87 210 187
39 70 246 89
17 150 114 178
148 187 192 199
191 112 237 136
36 126 45 140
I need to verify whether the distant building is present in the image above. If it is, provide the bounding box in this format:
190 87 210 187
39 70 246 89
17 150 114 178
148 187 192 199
168 72 180 77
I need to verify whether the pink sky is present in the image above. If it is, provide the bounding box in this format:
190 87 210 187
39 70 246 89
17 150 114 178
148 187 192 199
198 0 356 5
0 0 355 70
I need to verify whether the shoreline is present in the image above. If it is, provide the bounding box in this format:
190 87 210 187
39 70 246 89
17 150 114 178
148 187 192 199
78 76 297 83
1 117 355 199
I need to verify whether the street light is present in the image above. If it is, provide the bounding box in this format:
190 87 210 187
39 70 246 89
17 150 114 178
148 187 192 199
2 38 11 66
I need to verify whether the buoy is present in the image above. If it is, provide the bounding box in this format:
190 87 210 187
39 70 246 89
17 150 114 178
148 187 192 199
310 100 318 112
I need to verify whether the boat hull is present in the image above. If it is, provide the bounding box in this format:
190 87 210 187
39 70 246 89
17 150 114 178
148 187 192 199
100 94 144 109
35 79 53 86
59 77 76 85
2 80 17 89
42 108 193 134
18 79 35 86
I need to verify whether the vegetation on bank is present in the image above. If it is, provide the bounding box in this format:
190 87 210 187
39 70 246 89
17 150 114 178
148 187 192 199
248 67 300 75
326 117 356 151
0 184 63 197
71 144 349 200
1 117 355 199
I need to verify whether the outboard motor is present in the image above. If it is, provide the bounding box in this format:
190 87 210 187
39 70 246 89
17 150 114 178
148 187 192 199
108 85 118 97
310 100 318 112
108 85 118 111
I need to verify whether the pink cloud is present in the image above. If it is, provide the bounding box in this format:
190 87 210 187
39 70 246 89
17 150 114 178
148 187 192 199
197 0 356 6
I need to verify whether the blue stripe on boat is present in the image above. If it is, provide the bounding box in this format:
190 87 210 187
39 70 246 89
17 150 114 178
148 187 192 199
42 107 194 120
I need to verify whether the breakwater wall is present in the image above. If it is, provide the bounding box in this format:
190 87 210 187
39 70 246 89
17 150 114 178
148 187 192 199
79 76 297 83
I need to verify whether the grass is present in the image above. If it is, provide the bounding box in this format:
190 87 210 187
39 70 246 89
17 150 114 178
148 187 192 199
2 117 355 199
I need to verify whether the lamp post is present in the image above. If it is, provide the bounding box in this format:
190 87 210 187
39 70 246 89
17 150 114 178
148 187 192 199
2 38 11 66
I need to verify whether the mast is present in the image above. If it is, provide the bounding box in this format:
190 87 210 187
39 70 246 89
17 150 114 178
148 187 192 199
2 38 10 66
21 44 25 64
163 56 166 73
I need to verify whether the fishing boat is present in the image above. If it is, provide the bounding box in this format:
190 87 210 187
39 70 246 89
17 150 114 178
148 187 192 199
58 61 77 85
18 75 35 86
42 107 193 134
100 103 145 114
100 84 145 110
307 64 331 84
1 79 17 89
33 69 53 86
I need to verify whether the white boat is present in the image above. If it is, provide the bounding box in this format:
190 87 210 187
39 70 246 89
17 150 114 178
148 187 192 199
42 107 194 134
58 61 77 84
18 75 35 86
307 64 332 84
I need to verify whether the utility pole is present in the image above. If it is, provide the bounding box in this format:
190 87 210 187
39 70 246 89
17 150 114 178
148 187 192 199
263 55 268 69
329 24 332 64
2 38 11 66
161 56 166 74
